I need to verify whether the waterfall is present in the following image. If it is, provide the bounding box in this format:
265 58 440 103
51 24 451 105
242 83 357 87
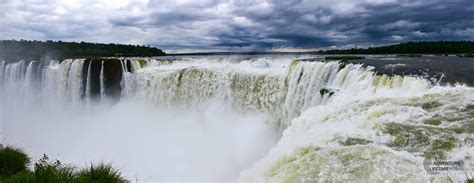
23 61 36 104
100 61 105 99
119 60 131 98
58 59 72 104
86 61 92 101
69 59 84 106
0 57 461 128
0 60 5 117
24 61 35 84
127 59 432 130
0 56 472 182
3 61 26 107
0 61 4 86
0 58 435 128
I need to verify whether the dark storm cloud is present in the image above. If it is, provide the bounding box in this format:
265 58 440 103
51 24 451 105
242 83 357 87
268 34 335 48
352 1 474 42
219 0 474 50
1 0 473 52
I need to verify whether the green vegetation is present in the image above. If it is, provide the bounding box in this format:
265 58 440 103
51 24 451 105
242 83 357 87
75 164 127 183
0 40 165 61
0 145 128 183
0 146 30 180
398 54 422 57
32 155 75 183
5 170 36 182
325 56 365 60
317 41 474 54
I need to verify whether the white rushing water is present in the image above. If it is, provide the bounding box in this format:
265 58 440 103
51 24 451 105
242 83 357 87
0 56 473 182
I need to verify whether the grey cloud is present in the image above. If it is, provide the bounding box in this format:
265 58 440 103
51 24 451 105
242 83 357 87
0 0 473 52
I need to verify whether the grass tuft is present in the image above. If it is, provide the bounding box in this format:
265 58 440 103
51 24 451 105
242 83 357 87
75 163 128 183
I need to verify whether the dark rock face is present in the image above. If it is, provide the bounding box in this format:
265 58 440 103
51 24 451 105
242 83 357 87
83 58 124 98
338 60 348 70
320 88 338 97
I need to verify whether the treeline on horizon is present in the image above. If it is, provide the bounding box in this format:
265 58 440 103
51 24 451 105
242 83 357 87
170 41 474 55
316 41 474 54
1 40 473 60
0 40 166 62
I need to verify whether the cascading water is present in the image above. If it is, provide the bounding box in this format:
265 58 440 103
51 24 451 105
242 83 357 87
100 61 105 99
0 56 472 182
86 61 92 103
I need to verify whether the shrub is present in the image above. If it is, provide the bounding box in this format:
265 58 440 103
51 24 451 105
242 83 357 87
33 154 75 183
0 146 30 179
75 163 127 183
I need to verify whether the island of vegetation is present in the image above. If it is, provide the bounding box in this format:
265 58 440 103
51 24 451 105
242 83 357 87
316 41 474 55
0 40 166 62
325 56 365 60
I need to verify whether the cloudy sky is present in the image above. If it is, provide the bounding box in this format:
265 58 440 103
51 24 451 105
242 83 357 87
0 0 473 53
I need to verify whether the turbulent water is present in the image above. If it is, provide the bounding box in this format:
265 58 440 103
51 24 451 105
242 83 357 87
0 55 473 182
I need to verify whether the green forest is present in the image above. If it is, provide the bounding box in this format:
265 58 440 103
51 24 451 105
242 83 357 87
317 41 474 54
1 40 473 61
0 40 166 61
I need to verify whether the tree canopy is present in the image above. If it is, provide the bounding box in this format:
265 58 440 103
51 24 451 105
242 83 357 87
0 40 166 61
